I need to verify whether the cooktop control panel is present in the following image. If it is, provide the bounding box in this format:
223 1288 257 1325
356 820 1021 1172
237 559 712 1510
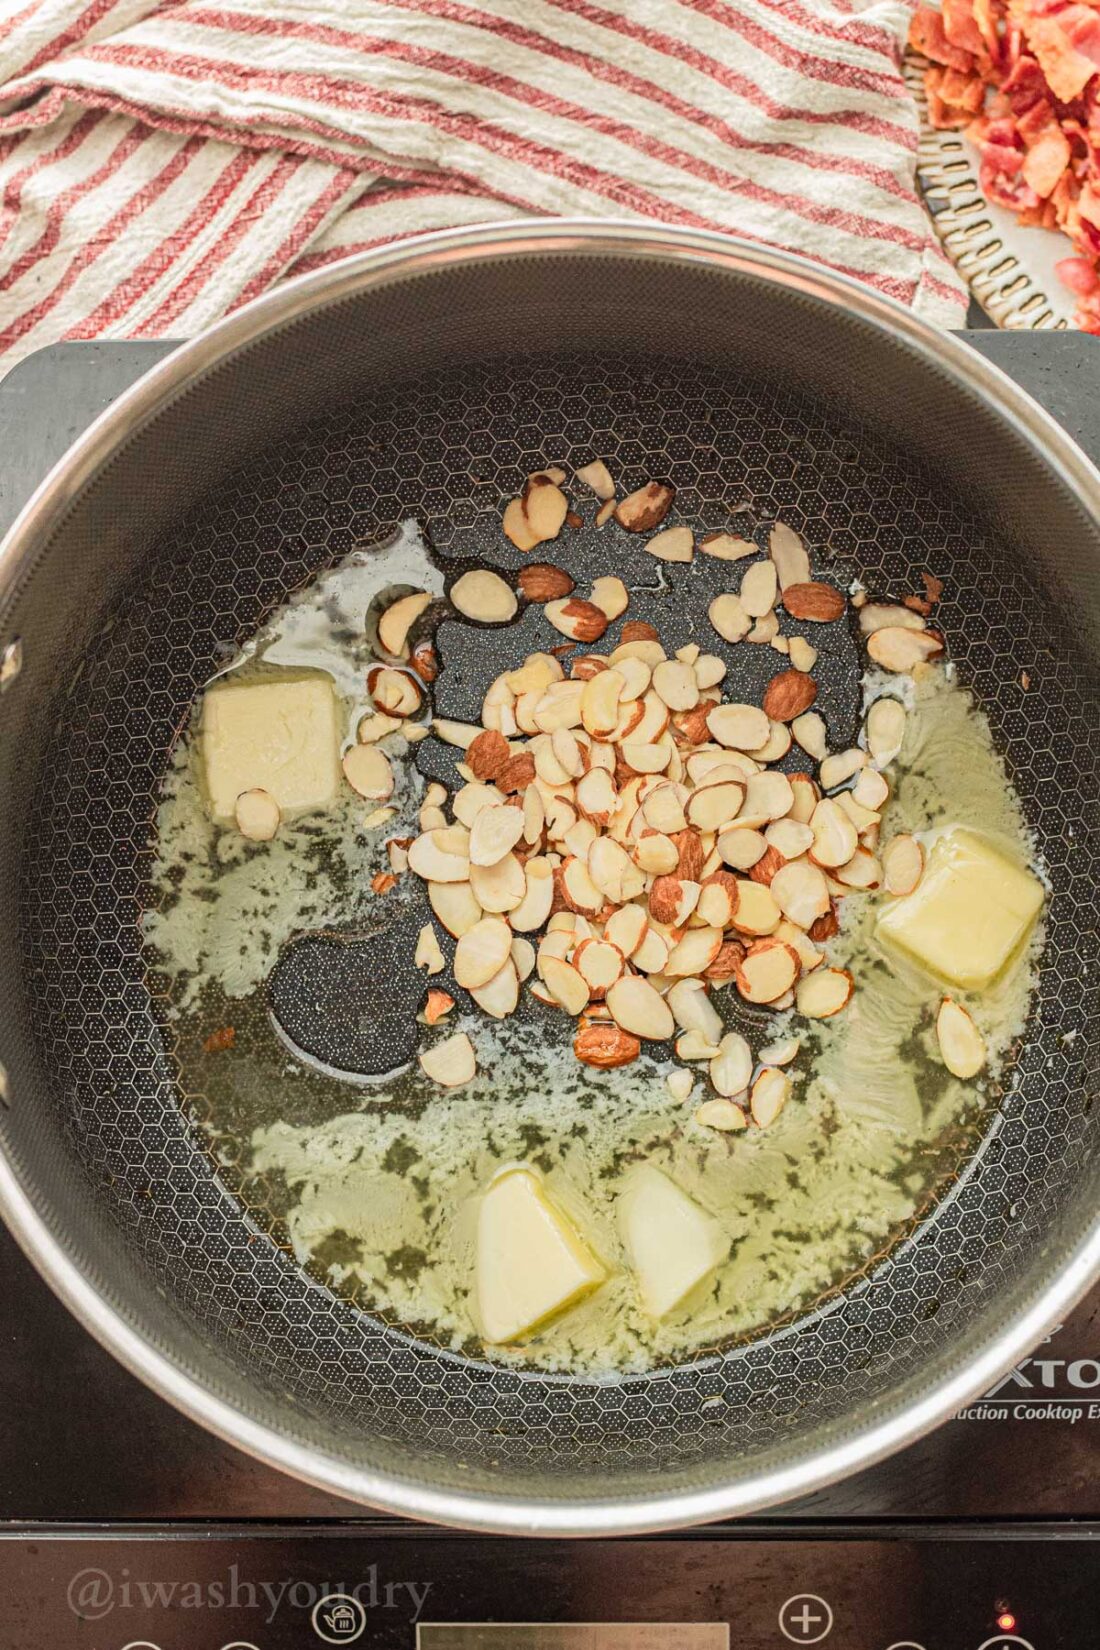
2 1530 1095 1648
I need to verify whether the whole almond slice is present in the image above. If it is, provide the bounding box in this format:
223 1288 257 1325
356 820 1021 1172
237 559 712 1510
833 846 882 890
883 833 924 897
859 602 926 635
615 481 675 533
791 711 828 761
606 974 675 1040
641 782 689 836
795 967 854 1018
511 936 536 983
343 744 395 801
819 747 866 791
575 458 615 499
708 593 752 644
693 653 727 690
235 788 281 841
410 827 470 883
718 828 768 871
575 767 619 829
471 957 520 1019
695 1097 747 1131
533 678 586 733
747 611 780 645
433 717 481 749
852 766 890 810
866 626 944 673
622 689 669 745
468 803 526 869
454 916 513 990
700 532 758 562
667 978 724 1043
621 741 670 774
632 925 670 974
451 568 517 624
419 1031 476 1088
766 819 814 859
591 574 629 619
759 1035 801 1067
540 955 591 1016
729 879 781 937
707 702 770 751
710 1030 753 1096
605 902 648 958
697 874 738 928
523 477 569 542
635 832 679 875
610 637 667 669
770 859 830 928
735 938 799 1004
756 720 793 764
809 798 859 869
865 697 907 767
614 655 651 702
936 997 987 1078
580 667 623 738
652 659 699 711
740 558 779 617
738 771 794 829
687 780 744 832
561 854 603 913
750 1067 790 1127
429 879 483 936
645 525 694 563
648 874 700 927
665 927 723 978
503 497 539 552
769 521 811 589
469 853 525 913
575 938 625 995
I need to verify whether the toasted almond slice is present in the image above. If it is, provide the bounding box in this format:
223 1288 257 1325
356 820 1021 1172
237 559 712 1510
697 874 737 928
769 521 811 589
580 668 623 739
677 1030 722 1061
429 879 482 936
621 741 670 774
667 978 724 1043
759 1035 801 1067
750 1067 789 1128
865 697 907 767
867 626 944 673
590 574 629 620
708 592 752 644
561 854 603 913
378 590 432 658
432 717 481 749
819 747 867 791
574 767 618 828
358 710 403 744
834 846 881 890
770 859 830 928
882 833 924 897
791 711 828 761
615 481 675 533
415 923 447 976
795 967 853 1018
615 656 651 702
695 1097 748 1131
735 938 799 1004
665 927 723 978
837 790 880 834
574 938 624 994
652 659 699 711
410 827 470 882
707 702 770 751
692 653 727 690
788 636 818 673
852 766 890 810
641 782 689 835
667 1068 695 1102
632 925 670 974
687 780 744 832
710 1030 753 1096
729 879 781 936
635 832 680 875
469 957 520 1019
809 798 859 869
342 743 395 801
523 477 569 542
234 787 281 841
469 853 525 913
936 997 987 1078
718 828 767 871
503 496 539 551
507 858 553 932
859 602 926 635
700 531 758 562
788 773 820 825
738 771 794 829
419 1030 476 1087
452 781 503 828
605 902 648 958
645 524 694 562
606 974 675 1040
576 458 615 499
454 915 513 989
740 558 779 617
451 568 517 624
766 819 814 859
510 936 536 984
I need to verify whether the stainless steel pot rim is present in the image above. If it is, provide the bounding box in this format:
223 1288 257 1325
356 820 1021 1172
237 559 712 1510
1 219 1098 1536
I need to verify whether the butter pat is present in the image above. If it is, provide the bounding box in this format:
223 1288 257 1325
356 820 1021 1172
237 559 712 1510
619 1165 728 1319
876 827 1042 991
476 1167 606 1343
200 672 342 824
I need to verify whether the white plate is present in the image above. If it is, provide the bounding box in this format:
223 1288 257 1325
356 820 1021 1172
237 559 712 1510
907 50 1076 330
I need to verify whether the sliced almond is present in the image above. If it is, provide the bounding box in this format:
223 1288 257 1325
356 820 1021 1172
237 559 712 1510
545 598 609 645
561 855 603 913
736 771 793 829
409 826 470 882
788 636 818 673
450 568 518 624
235 787 280 841
693 653 727 690
695 875 736 928
819 747 866 791
589 835 644 903
511 936 536 983
358 711 402 744
635 832 680 874
709 592 752 644
667 1068 695 1103
633 925 671 974
343 744 395 801
710 1031 753 1097
432 717 481 749
795 967 854 1018
859 602 926 635
791 711 828 761
837 791 880 835
533 678 585 733
471 957 520 1019
677 1030 722 1061
605 902 648 958
769 522 811 589
615 481 675 533
667 978 724 1043
606 974 675 1040
665 927 723 978
766 819 814 859
834 846 882 890
759 1035 801 1067
852 767 890 810
652 659 699 711
415 923 447 976
770 859 830 928
687 780 743 832
580 668 623 738
645 524 694 563
508 858 554 931
574 938 624 995
707 702 770 751
576 458 615 500
729 879 781 937
469 853 525 913
454 915 513 990
429 879 483 936
419 1031 476 1088
882 833 924 897
591 574 629 619
540 955 591 1016
521 785 547 848
378 590 432 658
451 781 502 827
503 496 539 551
735 938 799 1003
621 741 670 774
750 1067 789 1128
867 626 944 673
717 828 767 870
696 1097 748 1131
700 531 758 562
809 798 859 869
740 558 779 617
865 697 907 767
936 998 987 1079
614 656 651 702
523 476 569 542
756 720 793 764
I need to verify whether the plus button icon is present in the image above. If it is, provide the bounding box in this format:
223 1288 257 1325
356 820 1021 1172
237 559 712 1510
778 1593 835 1644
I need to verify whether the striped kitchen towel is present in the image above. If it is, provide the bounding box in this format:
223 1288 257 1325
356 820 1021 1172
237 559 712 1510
0 0 966 372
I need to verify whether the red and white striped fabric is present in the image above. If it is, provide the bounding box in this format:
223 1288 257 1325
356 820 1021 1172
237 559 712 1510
0 0 966 372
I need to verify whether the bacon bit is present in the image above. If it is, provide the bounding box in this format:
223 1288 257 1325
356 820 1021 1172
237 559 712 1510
203 1026 236 1054
1019 669 1032 690
903 594 934 616
922 572 944 606
424 989 455 1025
371 871 398 895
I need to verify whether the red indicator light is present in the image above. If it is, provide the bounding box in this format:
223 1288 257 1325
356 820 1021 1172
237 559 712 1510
997 1613 1017 1632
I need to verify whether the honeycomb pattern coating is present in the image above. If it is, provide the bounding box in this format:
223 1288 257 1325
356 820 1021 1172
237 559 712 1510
16 349 1099 1498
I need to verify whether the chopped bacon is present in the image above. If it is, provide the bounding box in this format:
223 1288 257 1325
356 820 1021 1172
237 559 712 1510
1023 120 1073 191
